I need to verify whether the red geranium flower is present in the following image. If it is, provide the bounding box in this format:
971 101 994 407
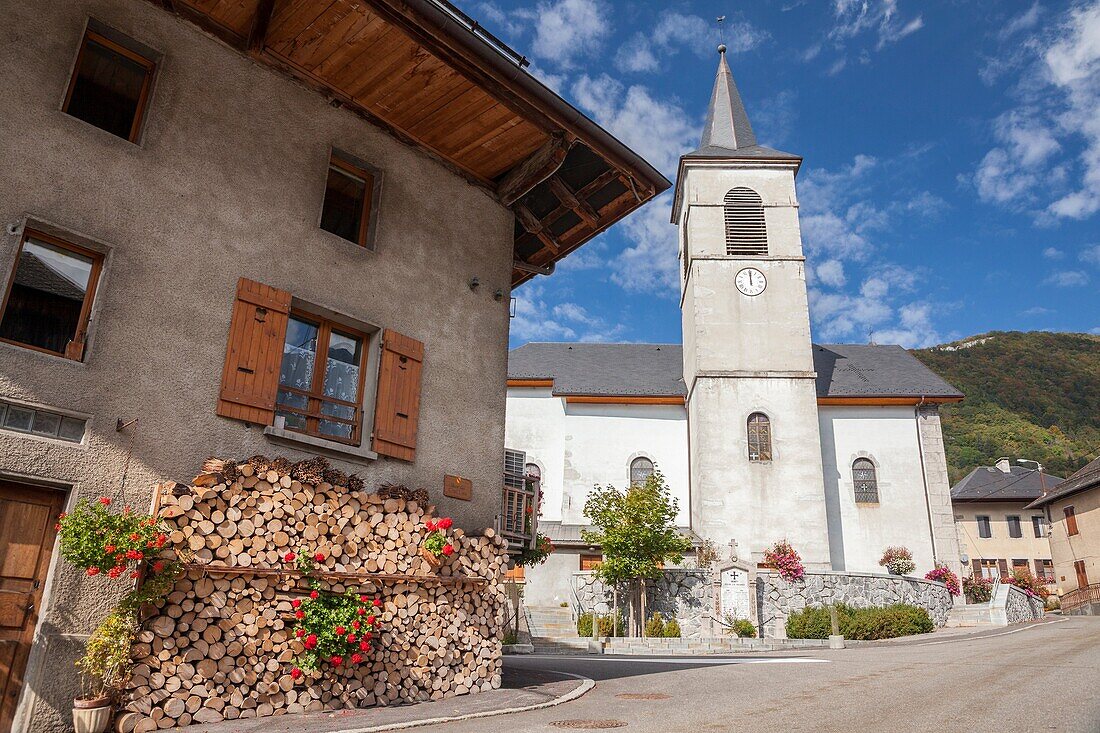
54 523 61 531
290 668 303 680
360 595 369 603
330 655 343 666
107 566 123 579
438 517 453 530
284 552 296 562
359 640 370 651
425 520 437 532
442 544 454 556
310 590 319 600
364 632 373 641
347 633 356 643
314 552 325 562
295 610 304 620
104 544 116 554
373 599 381 607
351 620 361 630
366 615 376 625
334 625 345 635
305 634 317 649
152 561 165 573
86 567 100 576
357 607 365 616
155 534 167 548
129 533 140 542
130 571 140 579
291 599 301 608
296 629 305 638
98 497 111 505
351 653 363 664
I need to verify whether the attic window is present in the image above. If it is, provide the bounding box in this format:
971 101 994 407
63 29 155 142
724 187 767 256
320 153 379 248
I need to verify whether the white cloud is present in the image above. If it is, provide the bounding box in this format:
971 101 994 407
511 282 626 342
872 302 942 348
1021 306 1055 316
1043 246 1065 259
570 75 696 176
798 154 880 261
1081 243 1100 264
972 2 1100 221
1043 269 1090 286
527 0 611 69
607 193 679 295
613 13 768 74
829 0 924 50
557 239 607 272
816 259 847 288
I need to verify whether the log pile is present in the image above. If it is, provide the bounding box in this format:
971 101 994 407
121 456 507 732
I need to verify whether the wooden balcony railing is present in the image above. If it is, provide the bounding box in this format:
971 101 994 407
1062 582 1100 612
498 474 539 552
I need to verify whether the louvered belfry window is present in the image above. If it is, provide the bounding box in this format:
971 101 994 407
853 458 879 503
724 187 768 256
747 413 772 461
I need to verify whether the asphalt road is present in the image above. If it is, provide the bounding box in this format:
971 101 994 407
428 616 1100 733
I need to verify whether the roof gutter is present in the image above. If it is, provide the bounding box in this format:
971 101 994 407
399 0 671 193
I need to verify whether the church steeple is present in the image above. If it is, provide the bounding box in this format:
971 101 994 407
700 45 757 151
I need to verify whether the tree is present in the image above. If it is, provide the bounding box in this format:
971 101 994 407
582 468 691 636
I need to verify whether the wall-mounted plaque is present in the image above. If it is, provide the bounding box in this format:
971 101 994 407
443 474 472 501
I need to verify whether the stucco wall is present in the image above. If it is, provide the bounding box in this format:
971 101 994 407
504 391 689 526
954 500 1051 579
1 1 513 730
818 405 937 573
522 548 583 608
1048 488 1100 596
756 570 954 639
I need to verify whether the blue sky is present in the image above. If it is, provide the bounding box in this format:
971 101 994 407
477 0 1100 349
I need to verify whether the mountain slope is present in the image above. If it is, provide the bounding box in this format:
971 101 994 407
912 331 1100 484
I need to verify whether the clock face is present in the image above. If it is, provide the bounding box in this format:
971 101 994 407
735 267 767 296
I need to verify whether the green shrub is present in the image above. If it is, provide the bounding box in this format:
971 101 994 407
502 629 518 645
577 611 623 637
785 603 933 640
725 617 757 638
663 619 681 638
645 612 666 638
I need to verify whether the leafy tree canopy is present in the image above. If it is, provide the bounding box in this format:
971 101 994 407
581 468 692 585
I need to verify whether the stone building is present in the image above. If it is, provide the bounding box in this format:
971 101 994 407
0 1 667 730
1027 456 1100 614
951 458 1060 585
506 48 965 607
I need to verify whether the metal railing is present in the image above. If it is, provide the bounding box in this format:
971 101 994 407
1061 583 1100 612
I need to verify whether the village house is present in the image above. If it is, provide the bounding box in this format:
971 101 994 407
1027 456 1100 615
951 459 1060 586
0 1 667 730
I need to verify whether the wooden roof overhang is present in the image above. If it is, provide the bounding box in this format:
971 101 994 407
147 0 670 285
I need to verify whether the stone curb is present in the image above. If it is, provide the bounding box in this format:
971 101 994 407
321 672 595 733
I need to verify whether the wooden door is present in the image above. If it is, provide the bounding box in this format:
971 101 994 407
0 482 65 733
1075 560 1089 590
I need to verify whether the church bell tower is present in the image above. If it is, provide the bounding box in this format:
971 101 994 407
674 46 831 568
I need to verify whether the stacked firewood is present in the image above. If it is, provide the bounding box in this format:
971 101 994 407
118 456 507 732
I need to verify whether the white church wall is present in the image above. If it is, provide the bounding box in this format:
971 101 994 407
504 387 567 522
818 405 937 574
523 549 581 607
557 402 690 525
689 376 832 568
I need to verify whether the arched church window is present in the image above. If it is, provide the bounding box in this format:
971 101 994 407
724 187 768 256
525 463 541 480
853 458 879 503
747 413 772 461
630 457 655 486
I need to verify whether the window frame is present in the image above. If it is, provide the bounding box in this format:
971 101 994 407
1032 515 1047 538
747 412 772 462
723 187 768 256
319 152 381 249
0 228 104 360
62 29 157 144
852 457 879 503
976 515 992 539
629 456 655 486
1065 505 1079 536
275 310 372 447
1007 515 1022 539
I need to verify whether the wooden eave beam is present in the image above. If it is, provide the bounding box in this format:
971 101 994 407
514 204 560 254
247 0 277 54
497 134 570 206
548 176 599 227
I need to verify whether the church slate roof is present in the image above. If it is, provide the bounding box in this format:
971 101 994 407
508 342 964 400
951 466 1063 503
1026 455 1100 509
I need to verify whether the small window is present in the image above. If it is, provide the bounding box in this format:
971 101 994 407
1032 515 1047 538
320 154 377 247
1037 559 1054 582
723 187 767 256
977 516 992 539
276 313 367 445
979 559 999 579
630 457 654 486
1065 506 1079 536
63 29 155 142
852 458 879 503
0 401 86 443
747 413 772 461
1007 515 1022 539
0 230 103 360
1011 558 1028 573
580 554 603 571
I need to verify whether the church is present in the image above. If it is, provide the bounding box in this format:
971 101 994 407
506 48 965 606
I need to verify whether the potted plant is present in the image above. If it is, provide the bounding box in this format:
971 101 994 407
73 611 135 732
763 539 805 582
420 517 454 567
878 546 915 576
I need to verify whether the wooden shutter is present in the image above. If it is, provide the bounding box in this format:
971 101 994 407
997 559 1009 576
217 278 291 424
1065 506 1079 536
1034 560 1045 577
971 559 981 577
371 330 424 461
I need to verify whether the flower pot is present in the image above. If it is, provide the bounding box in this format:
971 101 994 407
419 547 442 568
72 696 112 733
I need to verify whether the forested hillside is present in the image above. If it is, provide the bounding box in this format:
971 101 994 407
912 331 1100 484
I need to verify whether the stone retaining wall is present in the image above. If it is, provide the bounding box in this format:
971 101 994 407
1004 585 1045 623
757 570 954 639
572 569 711 638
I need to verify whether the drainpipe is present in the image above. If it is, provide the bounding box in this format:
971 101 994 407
914 396 940 566
512 259 556 277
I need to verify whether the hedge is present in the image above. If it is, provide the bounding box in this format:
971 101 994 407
785 603 933 640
